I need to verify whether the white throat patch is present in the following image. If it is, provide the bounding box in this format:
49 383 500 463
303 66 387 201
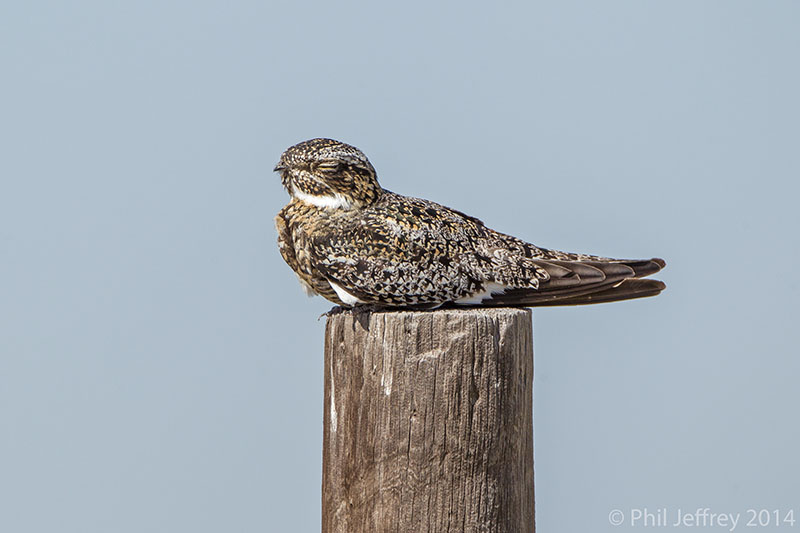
291 186 352 209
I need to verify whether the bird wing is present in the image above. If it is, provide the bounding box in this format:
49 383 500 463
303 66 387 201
308 192 666 307
307 197 485 307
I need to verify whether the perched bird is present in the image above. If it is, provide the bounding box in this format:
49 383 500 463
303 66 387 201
274 138 665 309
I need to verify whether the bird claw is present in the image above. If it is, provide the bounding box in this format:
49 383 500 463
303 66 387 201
318 303 390 321
319 306 346 320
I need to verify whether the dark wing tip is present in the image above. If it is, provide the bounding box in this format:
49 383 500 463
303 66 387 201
619 257 666 278
529 278 666 307
475 278 666 308
632 278 666 294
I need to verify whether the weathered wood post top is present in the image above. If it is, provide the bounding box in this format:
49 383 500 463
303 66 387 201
323 307 535 533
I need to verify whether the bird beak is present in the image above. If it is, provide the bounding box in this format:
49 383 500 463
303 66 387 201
273 163 285 172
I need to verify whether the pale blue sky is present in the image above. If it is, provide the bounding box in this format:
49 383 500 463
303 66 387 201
1 1 798 532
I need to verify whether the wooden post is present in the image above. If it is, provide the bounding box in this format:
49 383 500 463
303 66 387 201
323 308 534 533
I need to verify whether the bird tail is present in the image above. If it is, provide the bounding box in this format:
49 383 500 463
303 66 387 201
478 257 666 307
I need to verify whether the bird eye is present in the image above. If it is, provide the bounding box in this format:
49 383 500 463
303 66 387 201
316 161 340 172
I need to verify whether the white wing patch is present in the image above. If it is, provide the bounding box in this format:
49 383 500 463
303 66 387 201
329 281 365 306
455 282 509 305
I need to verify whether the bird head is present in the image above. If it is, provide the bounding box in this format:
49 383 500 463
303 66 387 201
274 138 382 209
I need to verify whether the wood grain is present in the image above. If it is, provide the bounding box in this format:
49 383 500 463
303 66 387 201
323 308 534 533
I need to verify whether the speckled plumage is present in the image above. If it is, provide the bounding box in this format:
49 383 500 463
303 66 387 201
274 138 665 309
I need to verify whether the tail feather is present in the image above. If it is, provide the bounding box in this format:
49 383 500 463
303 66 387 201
481 279 666 307
535 279 666 306
478 257 666 307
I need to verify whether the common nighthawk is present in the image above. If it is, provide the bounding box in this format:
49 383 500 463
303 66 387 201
274 138 665 309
